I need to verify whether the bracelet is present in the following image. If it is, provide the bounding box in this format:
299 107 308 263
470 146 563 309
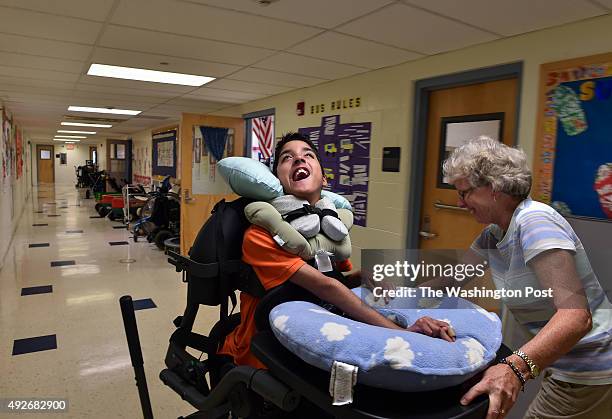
499 358 526 391
513 349 540 378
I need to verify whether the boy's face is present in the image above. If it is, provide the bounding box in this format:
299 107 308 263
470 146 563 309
276 140 327 204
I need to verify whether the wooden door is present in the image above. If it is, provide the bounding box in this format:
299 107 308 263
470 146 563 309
419 78 518 250
180 114 245 255
36 144 54 184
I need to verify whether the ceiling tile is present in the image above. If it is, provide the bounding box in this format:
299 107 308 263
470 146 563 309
110 0 322 50
404 0 607 36
91 47 240 78
0 65 79 83
70 90 167 106
0 51 83 73
0 7 103 44
0 76 76 91
290 32 422 69
0 33 92 61
336 3 498 54
227 67 327 88
0 0 115 21
594 0 612 10
254 53 368 79
188 87 266 103
185 0 394 28
99 25 274 66
206 79 293 95
74 83 183 99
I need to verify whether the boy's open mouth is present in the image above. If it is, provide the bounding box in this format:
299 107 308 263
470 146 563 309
292 167 310 181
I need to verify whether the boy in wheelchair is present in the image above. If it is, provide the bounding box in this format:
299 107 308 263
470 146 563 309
219 132 454 371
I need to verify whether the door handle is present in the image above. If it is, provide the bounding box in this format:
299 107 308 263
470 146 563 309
419 215 438 240
434 200 468 212
419 231 438 239
183 189 195 203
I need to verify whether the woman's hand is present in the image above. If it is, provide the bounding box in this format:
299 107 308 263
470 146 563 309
407 317 455 342
461 363 522 418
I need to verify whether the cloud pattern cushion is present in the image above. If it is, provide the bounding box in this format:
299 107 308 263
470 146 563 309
269 291 502 392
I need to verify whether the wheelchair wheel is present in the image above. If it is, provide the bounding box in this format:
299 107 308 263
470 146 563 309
154 229 172 250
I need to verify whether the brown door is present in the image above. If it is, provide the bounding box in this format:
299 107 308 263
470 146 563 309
36 144 54 184
418 78 518 313
179 114 245 254
419 78 518 250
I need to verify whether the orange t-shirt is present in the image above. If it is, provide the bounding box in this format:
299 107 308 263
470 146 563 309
218 225 352 369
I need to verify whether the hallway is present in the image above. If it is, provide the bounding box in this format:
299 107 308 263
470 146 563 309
0 185 216 418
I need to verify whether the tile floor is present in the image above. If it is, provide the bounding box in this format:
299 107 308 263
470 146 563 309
0 185 220 418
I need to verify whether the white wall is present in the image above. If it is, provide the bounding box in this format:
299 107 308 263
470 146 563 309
53 143 90 185
213 13 612 266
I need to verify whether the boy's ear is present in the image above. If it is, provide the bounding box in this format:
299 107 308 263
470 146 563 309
322 175 328 187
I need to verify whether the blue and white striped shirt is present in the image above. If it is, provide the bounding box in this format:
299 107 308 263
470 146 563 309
472 198 612 385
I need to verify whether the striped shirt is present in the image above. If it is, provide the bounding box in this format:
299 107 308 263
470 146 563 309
471 198 612 385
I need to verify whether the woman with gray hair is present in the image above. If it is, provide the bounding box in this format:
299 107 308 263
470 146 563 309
443 137 611 419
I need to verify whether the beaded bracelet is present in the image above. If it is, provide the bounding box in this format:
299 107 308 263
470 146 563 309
499 358 526 391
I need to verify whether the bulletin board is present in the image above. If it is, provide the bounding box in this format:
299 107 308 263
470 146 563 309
534 52 612 220
152 129 177 178
299 115 371 227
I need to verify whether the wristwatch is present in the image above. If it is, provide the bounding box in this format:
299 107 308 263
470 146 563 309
513 349 540 378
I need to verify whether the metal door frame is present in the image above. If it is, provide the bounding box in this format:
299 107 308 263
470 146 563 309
406 62 523 249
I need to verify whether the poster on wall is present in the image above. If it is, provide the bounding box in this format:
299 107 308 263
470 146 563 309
15 127 22 179
133 144 151 185
534 53 612 220
152 129 177 178
299 115 371 227
191 126 234 195
1 109 13 183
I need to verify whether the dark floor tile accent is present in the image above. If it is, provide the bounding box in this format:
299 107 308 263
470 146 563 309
21 285 53 296
133 298 157 311
47 214 61 217
89 215 104 218
34 210 44 213
50 260 75 267
109 241 129 246
59 206 68 209
113 225 127 229
65 230 83 233
32 223 48 227
28 243 50 248
12 334 57 355
45 202 57 205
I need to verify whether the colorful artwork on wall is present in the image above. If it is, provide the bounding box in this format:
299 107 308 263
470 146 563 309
534 53 612 220
299 115 371 227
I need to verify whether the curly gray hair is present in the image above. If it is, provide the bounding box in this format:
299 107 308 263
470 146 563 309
442 136 532 199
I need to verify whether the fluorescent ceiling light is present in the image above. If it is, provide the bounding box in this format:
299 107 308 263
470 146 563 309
68 106 141 116
55 135 87 139
61 122 112 128
58 130 96 134
65 141 76 144
87 63 215 87
54 139 80 142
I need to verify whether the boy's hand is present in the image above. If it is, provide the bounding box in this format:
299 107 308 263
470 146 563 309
407 317 456 342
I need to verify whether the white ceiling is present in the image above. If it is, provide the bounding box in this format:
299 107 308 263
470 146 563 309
0 0 609 143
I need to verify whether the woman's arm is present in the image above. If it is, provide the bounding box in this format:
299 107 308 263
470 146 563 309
461 249 592 418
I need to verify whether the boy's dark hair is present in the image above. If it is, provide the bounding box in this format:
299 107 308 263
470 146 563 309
272 132 323 175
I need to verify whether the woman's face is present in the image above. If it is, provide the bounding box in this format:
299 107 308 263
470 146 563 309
454 178 495 224
276 140 327 204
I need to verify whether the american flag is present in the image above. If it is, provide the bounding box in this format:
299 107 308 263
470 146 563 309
253 116 273 159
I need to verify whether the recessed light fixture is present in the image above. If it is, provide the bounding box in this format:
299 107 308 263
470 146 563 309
57 130 96 134
87 63 215 87
53 139 80 142
68 106 141 116
54 135 87 139
61 122 113 128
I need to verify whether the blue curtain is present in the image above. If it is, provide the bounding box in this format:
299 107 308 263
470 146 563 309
200 126 228 161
